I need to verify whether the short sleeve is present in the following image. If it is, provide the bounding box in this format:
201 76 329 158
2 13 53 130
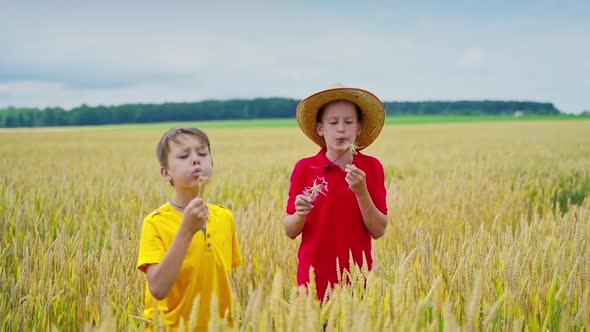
286 161 305 215
137 218 166 273
230 214 243 268
369 159 388 215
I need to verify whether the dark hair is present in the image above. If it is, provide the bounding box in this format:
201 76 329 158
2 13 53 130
316 99 362 123
156 127 211 168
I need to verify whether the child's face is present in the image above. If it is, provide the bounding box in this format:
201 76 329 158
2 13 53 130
161 134 213 190
316 101 361 153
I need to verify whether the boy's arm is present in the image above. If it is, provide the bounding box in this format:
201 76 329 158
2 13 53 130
283 162 310 239
345 164 388 239
282 214 305 239
282 194 312 239
354 187 388 239
146 228 194 300
146 197 208 300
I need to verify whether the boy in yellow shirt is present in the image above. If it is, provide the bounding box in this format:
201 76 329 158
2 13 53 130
137 127 243 331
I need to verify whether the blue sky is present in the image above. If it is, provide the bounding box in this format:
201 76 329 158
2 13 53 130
1 0 588 113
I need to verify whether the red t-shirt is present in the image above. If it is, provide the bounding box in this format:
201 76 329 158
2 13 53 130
286 148 388 300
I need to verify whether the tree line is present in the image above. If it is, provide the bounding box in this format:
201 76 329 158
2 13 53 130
0 99 561 128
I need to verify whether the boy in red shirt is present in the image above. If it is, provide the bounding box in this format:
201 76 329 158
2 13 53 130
283 86 389 301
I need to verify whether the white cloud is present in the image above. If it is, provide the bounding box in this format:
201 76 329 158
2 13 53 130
0 80 215 109
458 48 484 67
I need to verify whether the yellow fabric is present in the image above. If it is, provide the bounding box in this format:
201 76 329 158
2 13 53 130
137 203 243 331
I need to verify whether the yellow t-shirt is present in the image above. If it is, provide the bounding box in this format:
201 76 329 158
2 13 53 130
137 202 243 331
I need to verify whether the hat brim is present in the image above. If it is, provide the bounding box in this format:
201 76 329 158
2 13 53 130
296 87 385 149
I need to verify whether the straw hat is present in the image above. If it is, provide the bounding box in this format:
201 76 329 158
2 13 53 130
296 86 385 149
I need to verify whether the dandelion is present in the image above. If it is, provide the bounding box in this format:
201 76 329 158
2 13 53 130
303 176 329 202
197 176 209 198
197 176 210 226
349 142 362 165
349 142 359 158
328 142 361 167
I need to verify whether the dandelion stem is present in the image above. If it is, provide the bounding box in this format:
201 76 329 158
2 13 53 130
197 176 209 199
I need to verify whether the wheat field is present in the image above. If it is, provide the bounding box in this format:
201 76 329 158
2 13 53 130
1 120 589 331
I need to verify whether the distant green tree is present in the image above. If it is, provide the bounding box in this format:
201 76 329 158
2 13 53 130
0 99 562 128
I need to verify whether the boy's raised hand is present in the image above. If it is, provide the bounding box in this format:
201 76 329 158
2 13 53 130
345 164 367 194
181 197 209 234
294 194 313 217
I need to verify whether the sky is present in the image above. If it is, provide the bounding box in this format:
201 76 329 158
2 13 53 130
1 0 589 114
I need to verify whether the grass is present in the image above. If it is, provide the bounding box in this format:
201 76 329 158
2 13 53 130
1 114 587 132
1 120 589 330
384 114 587 124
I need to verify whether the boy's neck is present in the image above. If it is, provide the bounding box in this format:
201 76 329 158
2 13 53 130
171 187 205 210
325 148 353 168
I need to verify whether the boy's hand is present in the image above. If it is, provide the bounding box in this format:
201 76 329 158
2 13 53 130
181 197 209 234
294 194 313 217
345 164 367 194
